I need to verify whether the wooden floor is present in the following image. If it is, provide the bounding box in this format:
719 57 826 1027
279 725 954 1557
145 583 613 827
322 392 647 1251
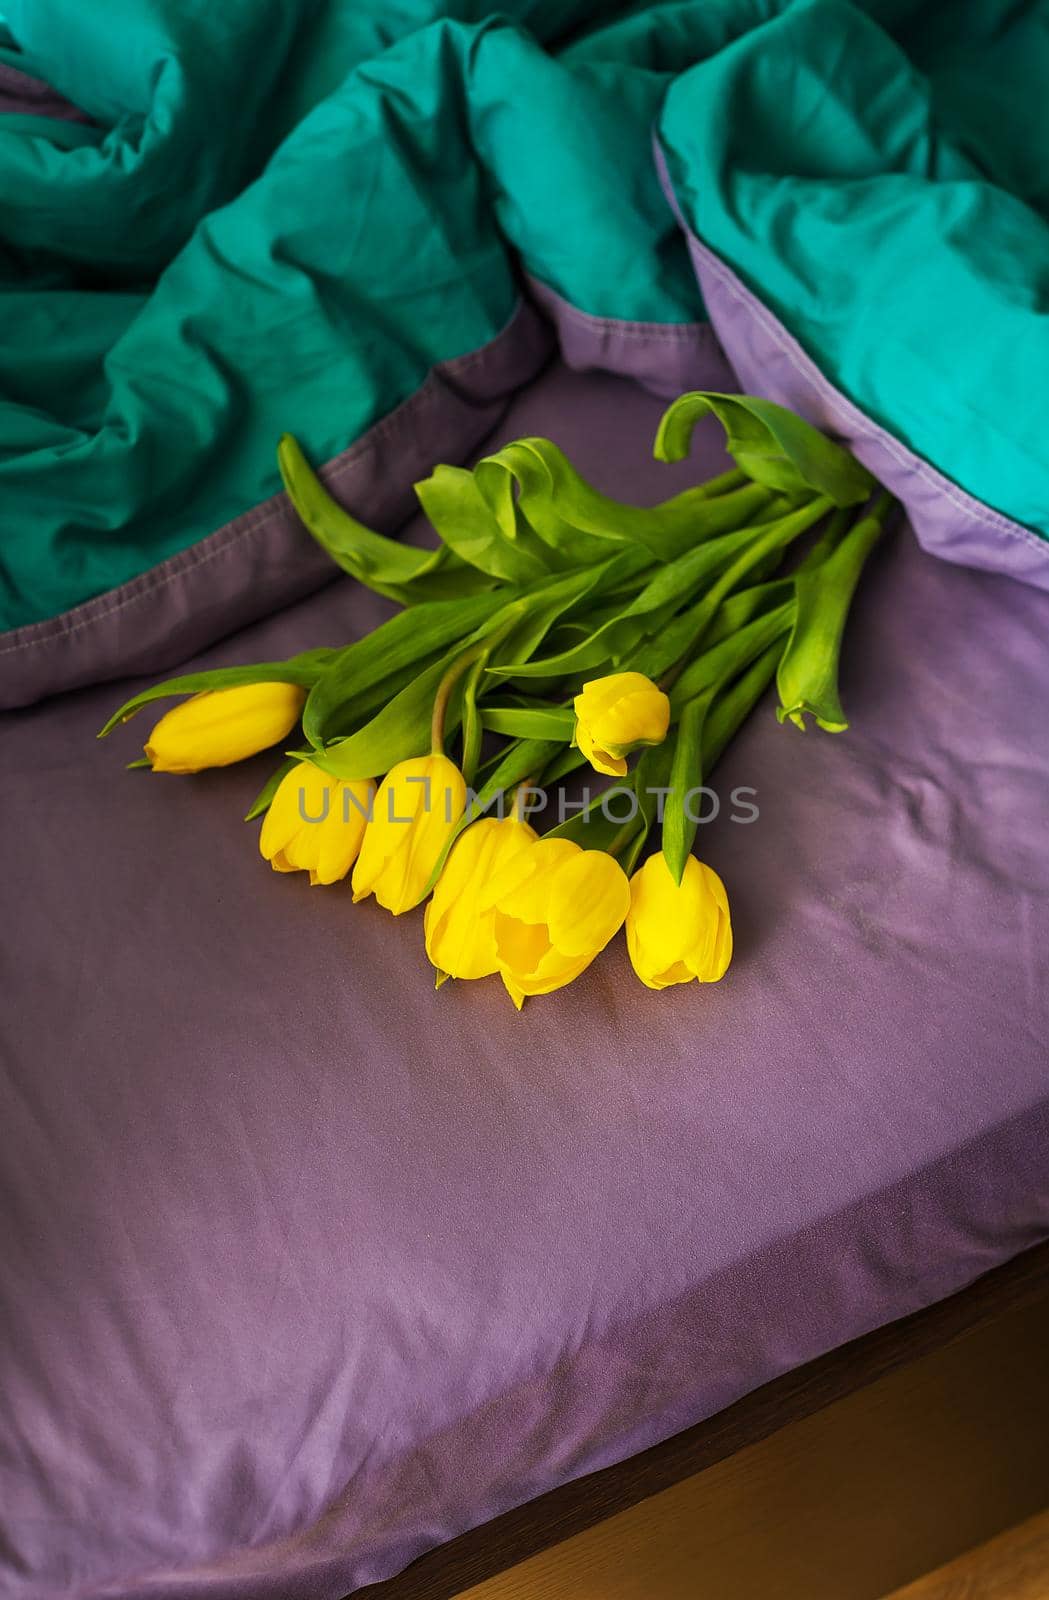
457 1292 1049 1600
885 1509 1049 1599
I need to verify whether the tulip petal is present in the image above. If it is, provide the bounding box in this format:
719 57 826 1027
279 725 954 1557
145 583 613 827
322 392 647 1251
546 850 630 958
574 672 669 778
597 689 671 748
147 683 306 773
501 973 527 1011
353 755 466 914
589 744 629 778
625 853 733 987
425 818 537 980
493 912 553 976
490 838 580 923
260 765 371 887
316 786 372 886
499 948 593 998
578 717 627 777
259 775 303 861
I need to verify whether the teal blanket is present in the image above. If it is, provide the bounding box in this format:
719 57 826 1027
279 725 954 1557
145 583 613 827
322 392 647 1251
2 0 1048 631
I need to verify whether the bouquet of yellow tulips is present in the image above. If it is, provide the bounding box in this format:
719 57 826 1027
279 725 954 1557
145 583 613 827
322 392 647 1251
100 392 893 1007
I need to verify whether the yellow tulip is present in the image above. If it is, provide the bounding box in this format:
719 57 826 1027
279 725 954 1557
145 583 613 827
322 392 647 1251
352 753 466 915
625 853 732 989
144 682 306 773
573 671 671 777
487 837 631 1008
259 760 374 885
424 816 538 981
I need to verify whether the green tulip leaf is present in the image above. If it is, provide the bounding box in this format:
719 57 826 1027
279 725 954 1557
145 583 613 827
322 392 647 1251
459 653 488 788
538 744 589 785
655 393 875 508
489 549 649 675
279 435 493 603
625 574 791 682
671 601 794 711
301 592 504 748
413 463 554 583
777 493 893 732
616 742 676 876
243 754 305 821
655 497 831 680
700 641 784 778
480 703 575 740
312 595 533 779
469 738 562 819
543 774 643 854
661 695 709 884
492 517 791 682
475 439 771 564
311 654 456 780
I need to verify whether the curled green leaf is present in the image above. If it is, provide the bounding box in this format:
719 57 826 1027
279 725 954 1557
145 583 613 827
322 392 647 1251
655 393 875 508
413 463 553 583
474 438 771 564
278 435 492 603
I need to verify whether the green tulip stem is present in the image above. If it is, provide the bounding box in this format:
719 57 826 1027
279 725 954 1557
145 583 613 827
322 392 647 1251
431 643 485 754
659 493 834 693
604 820 639 862
510 778 539 822
703 640 786 772
430 617 520 756
694 466 747 499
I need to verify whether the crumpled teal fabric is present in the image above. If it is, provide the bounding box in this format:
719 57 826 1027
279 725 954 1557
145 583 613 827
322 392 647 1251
658 0 1049 544
1 0 1048 630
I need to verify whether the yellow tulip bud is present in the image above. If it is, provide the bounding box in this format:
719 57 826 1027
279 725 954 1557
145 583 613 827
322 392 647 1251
259 760 374 886
625 853 732 989
424 816 538 981
352 753 466 915
487 837 631 1008
573 672 670 777
144 682 306 773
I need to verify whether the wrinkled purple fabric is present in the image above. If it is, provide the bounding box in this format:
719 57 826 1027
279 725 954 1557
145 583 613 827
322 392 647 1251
0 59 91 121
2 365 1047 1600
525 275 721 399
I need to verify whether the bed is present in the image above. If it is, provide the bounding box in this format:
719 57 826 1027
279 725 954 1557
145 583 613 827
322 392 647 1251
3 357 1049 1597
3 3 1049 1595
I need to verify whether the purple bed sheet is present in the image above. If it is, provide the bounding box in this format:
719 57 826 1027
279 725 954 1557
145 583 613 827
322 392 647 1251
2 364 1049 1600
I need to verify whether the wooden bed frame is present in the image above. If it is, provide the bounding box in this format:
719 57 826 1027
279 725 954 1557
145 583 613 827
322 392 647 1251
357 1240 1049 1600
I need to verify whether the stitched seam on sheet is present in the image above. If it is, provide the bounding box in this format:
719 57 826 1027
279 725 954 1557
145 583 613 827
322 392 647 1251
694 242 1049 558
0 301 535 658
526 275 709 341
